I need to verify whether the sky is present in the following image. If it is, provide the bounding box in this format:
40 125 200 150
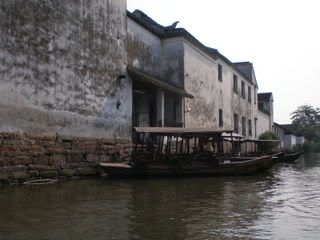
127 0 320 124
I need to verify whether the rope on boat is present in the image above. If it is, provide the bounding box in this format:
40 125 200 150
23 179 58 185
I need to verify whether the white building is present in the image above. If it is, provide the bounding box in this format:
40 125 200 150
257 93 274 137
274 123 305 150
127 10 266 139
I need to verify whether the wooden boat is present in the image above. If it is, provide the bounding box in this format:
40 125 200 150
282 151 303 163
100 127 274 178
100 155 273 178
239 139 303 163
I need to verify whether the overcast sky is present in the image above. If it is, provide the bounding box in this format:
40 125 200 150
127 0 320 124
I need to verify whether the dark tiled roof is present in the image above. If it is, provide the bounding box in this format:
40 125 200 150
127 10 166 36
258 92 273 102
128 67 194 98
233 62 253 82
127 10 257 86
280 124 294 135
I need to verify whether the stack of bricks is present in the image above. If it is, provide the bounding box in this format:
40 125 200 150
0 132 132 187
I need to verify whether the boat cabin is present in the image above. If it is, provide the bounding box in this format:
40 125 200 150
132 127 238 165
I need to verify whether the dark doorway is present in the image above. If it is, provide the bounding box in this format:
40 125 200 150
132 81 157 128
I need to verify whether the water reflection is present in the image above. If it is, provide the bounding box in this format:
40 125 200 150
0 154 320 240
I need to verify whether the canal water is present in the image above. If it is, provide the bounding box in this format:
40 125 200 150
0 153 320 240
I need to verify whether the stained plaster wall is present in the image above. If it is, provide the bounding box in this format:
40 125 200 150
127 17 162 78
127 18 184 88
0 0 131 139
257 111 271 136
274 125 285 148
183 41 258 136
161 39 184 88
284 134 297 150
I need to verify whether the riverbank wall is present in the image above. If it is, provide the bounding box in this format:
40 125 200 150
0 132 132 187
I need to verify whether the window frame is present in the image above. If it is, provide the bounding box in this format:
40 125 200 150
234 114 239 133
218 64 223 82
241 116 246 135
233 74 238 94
241 81 245 99
219 109 223 127
248 119 252 136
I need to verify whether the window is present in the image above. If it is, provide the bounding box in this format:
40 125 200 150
219 109 223 127
242 117 246 135
254 118 258 138
233 75 238 93
248 86 252 103
218 64 223 82
248 119 252 136
234 114 239 133
241 81 245 99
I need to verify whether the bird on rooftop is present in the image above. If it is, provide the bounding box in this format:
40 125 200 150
166 21 179 29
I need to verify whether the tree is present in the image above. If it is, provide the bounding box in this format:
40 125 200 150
290 104 320 142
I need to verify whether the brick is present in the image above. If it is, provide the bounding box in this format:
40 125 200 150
50 154 67 165
0 157 9 167
99 145 115 151
38 141 56 148
68 162 89 169
75 167 97 176
66 154 84 163
86 154 99 163
35 155 51 165
31 145 46 156
72 142 97 150
26 134 56 142
60 168 75 177
2 165 28 173
99 155 111 163
14 156 33 165
61 142 72 150
29 170 40 178
28 164 56 171
10 171 30 180
0 171 8 180
39 171 59 178
46 147 65 155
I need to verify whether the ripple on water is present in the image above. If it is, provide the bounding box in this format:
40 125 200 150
1 155 320 240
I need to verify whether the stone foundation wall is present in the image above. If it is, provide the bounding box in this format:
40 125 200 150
0 132 132 187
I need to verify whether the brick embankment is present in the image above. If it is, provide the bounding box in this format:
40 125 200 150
0 133 132 187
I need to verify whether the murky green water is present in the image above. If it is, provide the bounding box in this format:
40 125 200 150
1 153 320 240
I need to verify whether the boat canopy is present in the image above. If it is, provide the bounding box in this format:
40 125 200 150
244 139 281 143
133 127 233 137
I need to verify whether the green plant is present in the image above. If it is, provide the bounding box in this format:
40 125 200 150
291 104 320 142
259 131 278 141
258 131 279 153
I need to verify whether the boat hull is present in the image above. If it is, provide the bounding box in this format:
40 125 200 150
100 155 274 178
282 151 303 163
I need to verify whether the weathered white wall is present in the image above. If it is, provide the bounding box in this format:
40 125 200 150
257 111 271 137
183 41 217 128
0 0 131 139
161 39 185 88
127 18 184 88
274 125 285 148
127 18 186 127
284 134 297 150
127 17 162 78
183 41 258 137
